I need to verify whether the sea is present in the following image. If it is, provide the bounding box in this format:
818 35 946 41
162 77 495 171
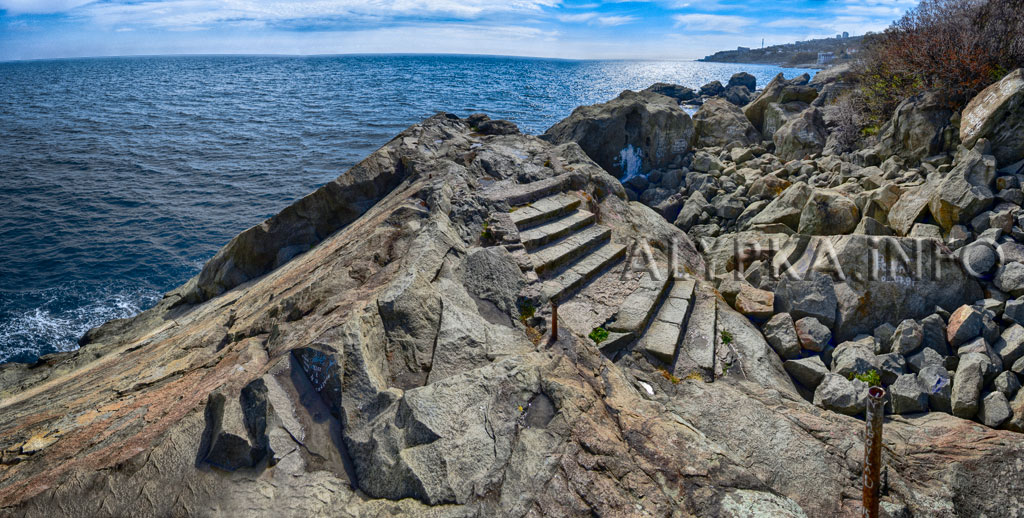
0 54 815 363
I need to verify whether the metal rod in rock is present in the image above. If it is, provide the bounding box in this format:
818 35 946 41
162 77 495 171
863 386 885 518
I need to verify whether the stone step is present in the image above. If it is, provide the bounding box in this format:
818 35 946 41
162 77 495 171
520 210 596 250
493 174 572 206
539 242 626 303
607 273 672 335
530 225 611 277
510 193 581 230
640 279 696 363
677 284 717 376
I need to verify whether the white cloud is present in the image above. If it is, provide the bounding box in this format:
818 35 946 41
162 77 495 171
672 13 753 33
557 12 597 22
62 0 561 30
594 15 636 26
0 0 95 14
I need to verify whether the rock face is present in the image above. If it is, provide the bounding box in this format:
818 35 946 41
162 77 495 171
877 91 955 163
6 87 1024 518
543 89 694 178
961 68 1024 166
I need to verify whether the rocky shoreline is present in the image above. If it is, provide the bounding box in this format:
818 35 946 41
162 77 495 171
1 67 1023 517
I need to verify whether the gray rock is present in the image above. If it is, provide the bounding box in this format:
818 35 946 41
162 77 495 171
960 68 1024 167
642 82 696 102
543 90 694 177
700 80 724 96
906 347 945 374
876 353 907 386
993 371 1021 398
763 101 808 141
783 356 829 390
727 71 756 91
995 262 1024 297
890 374 929 414
994 323 1024 370
1008 389 1024 432
960 242 998 277
918 364 954 413
929 147 996 231
947 305 984 348
773 271 837 328
888 182 936 236
743 73 812 132
794 316 831 352
890 319 924 355
813 373 868 415
831 338 879 378
979 391 1012 428
920 314 951 356
762 312 801 359
201 380 273 471
797 189 859 235
773 108 827 161
1003 297 1024 325
952 357 985 419
876 91 953 163
692 98 762 148
674 191 709 231
747 182 812 231
873 323 896 353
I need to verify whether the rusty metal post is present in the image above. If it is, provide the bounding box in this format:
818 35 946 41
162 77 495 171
550 301 559 342
863 386 885 518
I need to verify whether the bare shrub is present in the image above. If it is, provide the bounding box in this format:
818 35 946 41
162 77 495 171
861 0 1024 120
823 90 869 153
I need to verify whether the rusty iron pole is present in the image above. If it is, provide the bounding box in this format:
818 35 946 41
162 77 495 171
550 301 559 342
863 386 885 518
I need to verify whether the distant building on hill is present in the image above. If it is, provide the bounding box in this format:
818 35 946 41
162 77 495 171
817 51 835 65
843 31 849 38
737 46 750 52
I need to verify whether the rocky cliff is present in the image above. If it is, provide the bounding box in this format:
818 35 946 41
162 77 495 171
2 73 1024 518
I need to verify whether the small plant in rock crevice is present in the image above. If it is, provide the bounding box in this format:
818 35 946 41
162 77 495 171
589 327 609 344
720 330 733 345
850 369 883 387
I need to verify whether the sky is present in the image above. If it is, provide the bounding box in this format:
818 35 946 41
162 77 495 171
0 0 918 61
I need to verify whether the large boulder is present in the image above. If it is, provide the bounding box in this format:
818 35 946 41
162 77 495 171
642 82 697 102
746 182 811 231
692 98 761 148
543 90 694 178
813 373 868 416
727 72 756 91
928 147 997 231
763 101 808 141
877 91 955 163
743 73 816 133
960 68 1024 166
773 271 838 328
700 80 725 97
796 189 859 235
773 108 827 161
789 235 982 341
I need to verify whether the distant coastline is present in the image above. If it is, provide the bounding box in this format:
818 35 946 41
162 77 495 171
700 34 864 69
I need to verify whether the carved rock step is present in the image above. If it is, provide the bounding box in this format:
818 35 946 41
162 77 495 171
520 210 596 250
539 242 626 303
530 225 611 276
493 174 572 206
607 273 672 335
641 279 696 363
678 284 717 376
510 193 581 230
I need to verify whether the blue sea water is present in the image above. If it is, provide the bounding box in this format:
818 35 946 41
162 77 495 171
0 54 815 363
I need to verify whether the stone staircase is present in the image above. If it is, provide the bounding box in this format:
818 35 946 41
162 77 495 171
487 176 713 379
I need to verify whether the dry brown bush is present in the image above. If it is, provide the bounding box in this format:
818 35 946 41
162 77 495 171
861 0 1024 120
